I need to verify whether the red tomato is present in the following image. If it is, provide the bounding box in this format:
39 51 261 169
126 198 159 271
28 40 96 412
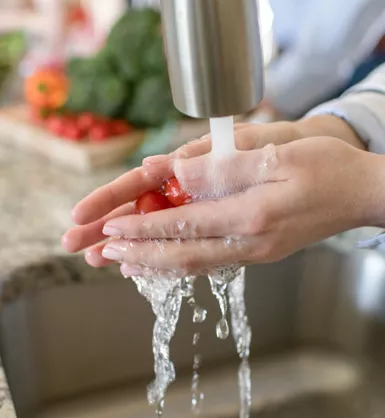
135 191 172 214
110 120 132 136
88 123 111 141
164 177 192 207
68 5 88 25
77 112 98 131
63 123 84 141
47 115 66 136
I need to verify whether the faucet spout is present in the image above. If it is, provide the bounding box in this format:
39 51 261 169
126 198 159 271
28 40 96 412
160 0 265 119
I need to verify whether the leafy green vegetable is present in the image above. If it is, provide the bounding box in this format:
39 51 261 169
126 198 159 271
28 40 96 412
142 34 167 75
127 75 179 128
94 76 128 117
0 31 26 91
65 78 95 113
65 8 179 128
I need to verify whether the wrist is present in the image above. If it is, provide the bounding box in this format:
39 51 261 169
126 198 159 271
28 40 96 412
294 115 366 150
363 153 385 227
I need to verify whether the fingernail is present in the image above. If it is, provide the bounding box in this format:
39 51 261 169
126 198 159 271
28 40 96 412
143 155 170 165
120 263 142 278
103 225 123 237
102 246 122 261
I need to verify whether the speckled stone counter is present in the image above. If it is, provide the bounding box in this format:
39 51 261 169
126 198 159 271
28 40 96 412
0 142 127 274
0 142 130 417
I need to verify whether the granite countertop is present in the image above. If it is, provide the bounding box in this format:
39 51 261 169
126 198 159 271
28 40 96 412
0 142 127 275
0 142 129 417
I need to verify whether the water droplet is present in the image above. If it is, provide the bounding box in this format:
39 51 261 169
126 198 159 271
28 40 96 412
216 317 229 339
193 306 207 323
155 399 165 416
192 391 204 415
193 332 200 346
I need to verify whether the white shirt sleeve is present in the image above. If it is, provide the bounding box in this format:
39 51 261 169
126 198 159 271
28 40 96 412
266 0 385 118
307 63 385 154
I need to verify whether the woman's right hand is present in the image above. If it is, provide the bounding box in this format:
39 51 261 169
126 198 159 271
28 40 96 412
62 115 366 270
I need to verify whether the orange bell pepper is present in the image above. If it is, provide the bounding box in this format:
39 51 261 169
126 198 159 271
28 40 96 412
25 69 69 110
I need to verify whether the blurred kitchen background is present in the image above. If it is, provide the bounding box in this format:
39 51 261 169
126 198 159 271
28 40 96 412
1 1 385 418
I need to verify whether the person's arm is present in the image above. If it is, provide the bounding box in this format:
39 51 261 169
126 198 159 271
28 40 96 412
266 0 385 119
306 63 385 154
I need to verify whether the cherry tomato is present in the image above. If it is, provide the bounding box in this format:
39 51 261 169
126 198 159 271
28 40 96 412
68 5 88 25
63 123 84 141
110 120 132 136
77 112 98 131
164 177 192 207
89 123 111 141
47 115 66 136
135 191 172 214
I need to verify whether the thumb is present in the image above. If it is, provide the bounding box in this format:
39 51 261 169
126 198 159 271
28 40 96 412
174 144 279 201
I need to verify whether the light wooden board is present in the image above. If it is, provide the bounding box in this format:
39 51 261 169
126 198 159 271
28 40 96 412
0 104 145 172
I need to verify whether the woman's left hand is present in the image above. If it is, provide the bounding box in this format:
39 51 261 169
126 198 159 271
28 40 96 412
64 135 383 278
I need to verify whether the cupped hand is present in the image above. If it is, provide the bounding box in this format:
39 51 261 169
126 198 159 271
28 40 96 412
64 134 380 277
100 137 377 277
62 122 300 267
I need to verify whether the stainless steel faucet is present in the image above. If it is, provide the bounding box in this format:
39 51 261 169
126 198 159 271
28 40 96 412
160 0 265 118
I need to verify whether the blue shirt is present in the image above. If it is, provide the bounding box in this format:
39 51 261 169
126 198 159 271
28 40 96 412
267 0 385 117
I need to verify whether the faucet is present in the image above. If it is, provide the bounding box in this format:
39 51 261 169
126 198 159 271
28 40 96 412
160 0 265 119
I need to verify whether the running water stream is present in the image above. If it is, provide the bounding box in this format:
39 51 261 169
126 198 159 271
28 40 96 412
130 116 252 417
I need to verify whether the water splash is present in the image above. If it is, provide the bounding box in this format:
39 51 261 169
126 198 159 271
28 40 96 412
229 268 252 418
132 275 183 415
188 294 206 414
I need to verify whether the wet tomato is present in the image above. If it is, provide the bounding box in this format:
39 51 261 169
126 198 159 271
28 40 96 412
135 191 171 214
164 177 192 207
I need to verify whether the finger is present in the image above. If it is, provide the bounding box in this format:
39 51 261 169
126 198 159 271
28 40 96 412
121 263 174 279
85 242 115 268
142 124 253 177
174 144 280 200
103 197 248 240
63 202 135 253
102 178 284 241
72 167 163 225
101 237 256 276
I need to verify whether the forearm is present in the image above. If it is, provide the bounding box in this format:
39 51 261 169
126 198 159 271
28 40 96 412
293 115 366 150
360 152 385 228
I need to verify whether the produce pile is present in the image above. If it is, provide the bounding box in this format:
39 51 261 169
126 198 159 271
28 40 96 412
24 8 180 142
66 8 179 128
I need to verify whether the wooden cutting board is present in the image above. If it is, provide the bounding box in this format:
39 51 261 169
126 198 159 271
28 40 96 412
0 104 146 172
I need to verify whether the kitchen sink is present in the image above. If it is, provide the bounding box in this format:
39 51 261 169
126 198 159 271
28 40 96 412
1 231 385 417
